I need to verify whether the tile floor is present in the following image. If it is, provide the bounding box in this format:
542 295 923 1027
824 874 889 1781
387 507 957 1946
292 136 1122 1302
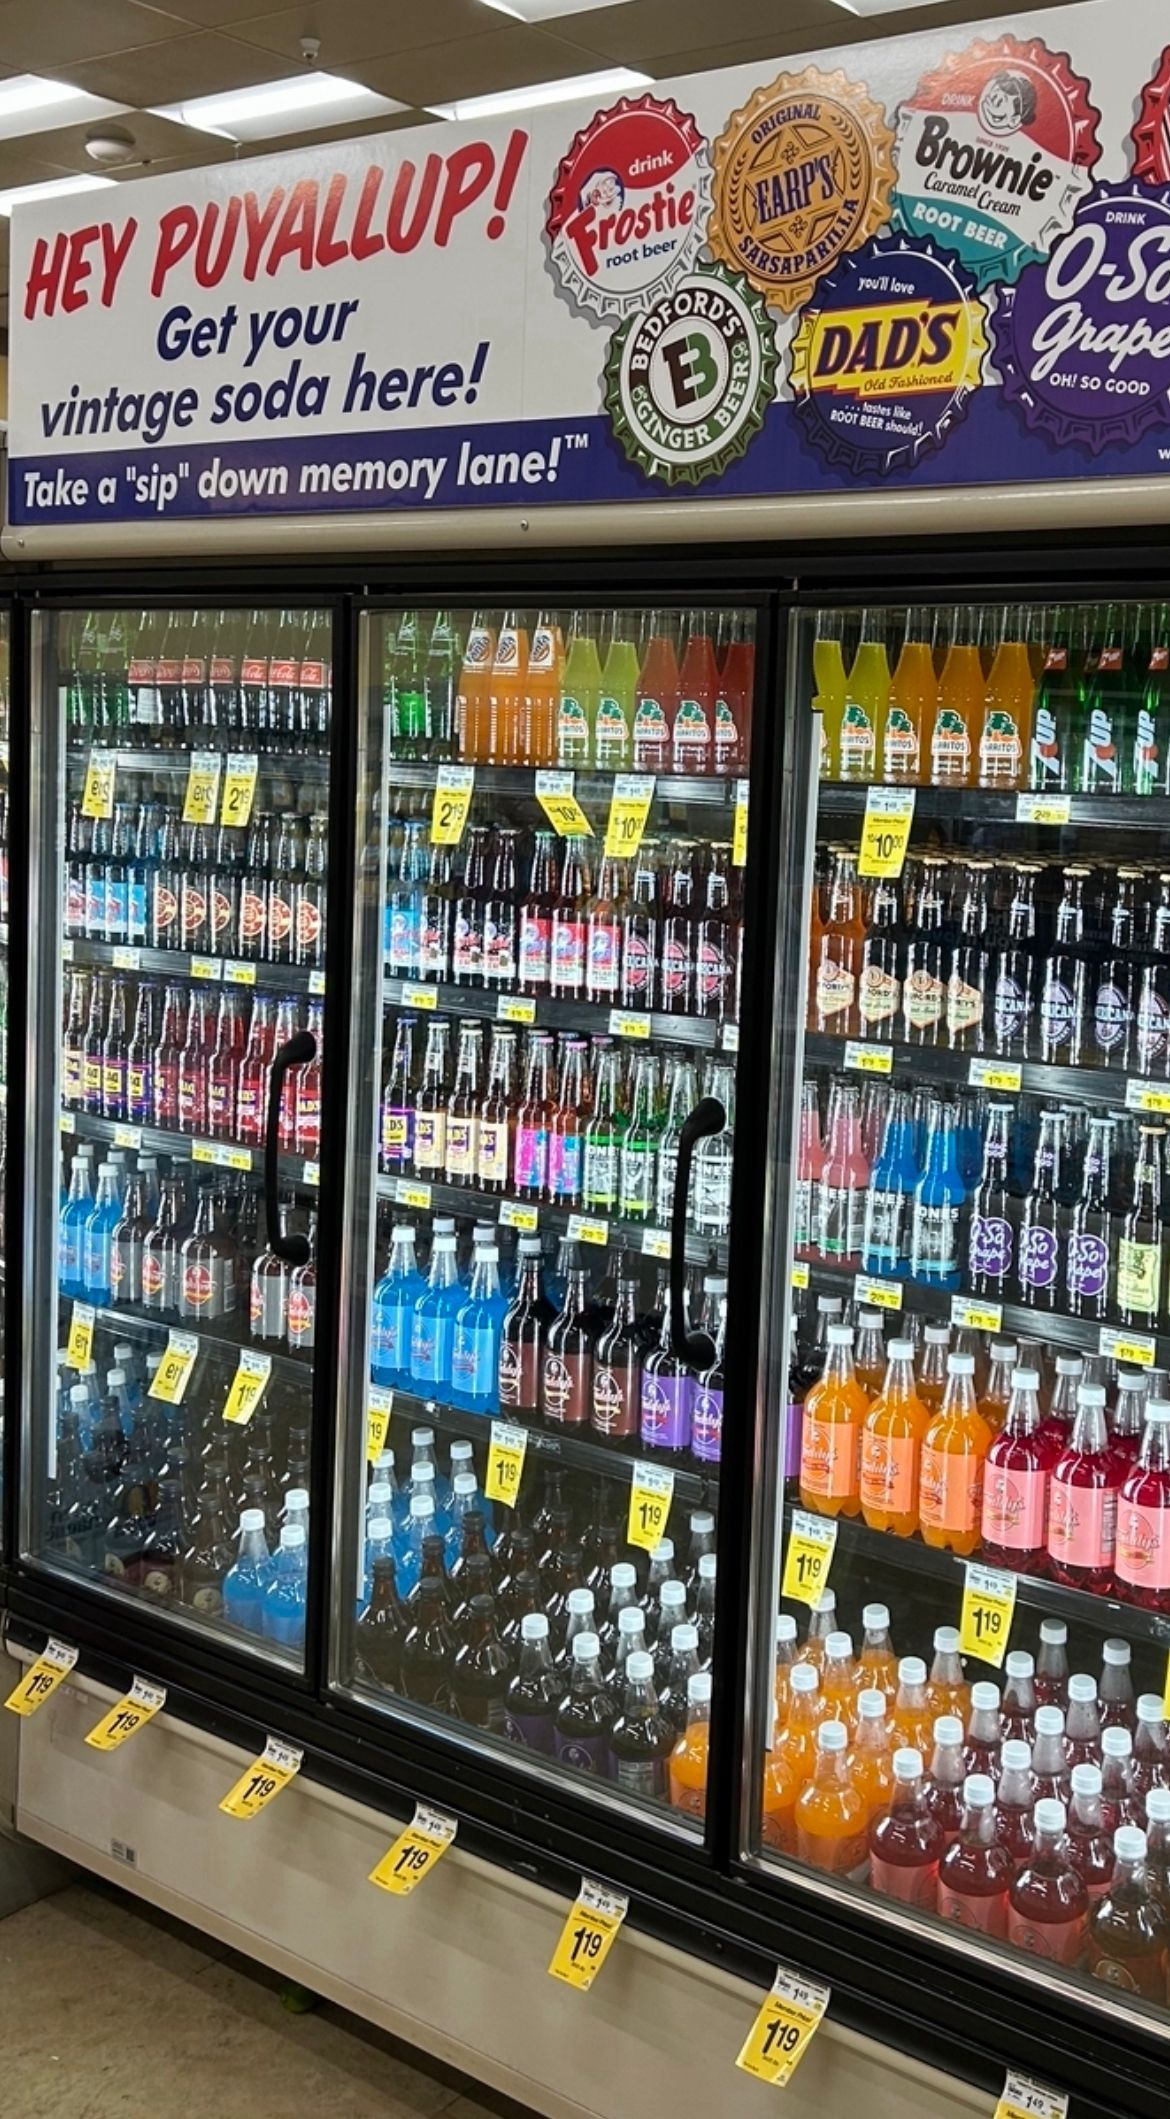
0 1877 535 2119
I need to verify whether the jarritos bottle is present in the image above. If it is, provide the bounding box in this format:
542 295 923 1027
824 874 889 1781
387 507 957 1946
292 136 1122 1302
632 611 680 773
979 606 1034 791
884 608 937 785
859 1338 928 1538
918 1353 991 1556
930 608 983 788
840 611 889 784
673 613 717 776
798 1323 867 1521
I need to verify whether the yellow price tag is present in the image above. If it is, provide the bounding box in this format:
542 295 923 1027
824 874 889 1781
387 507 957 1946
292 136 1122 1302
736 1967 829 2087
396 1180 433 1211
855 1274 901 1313
843 1040 893 1075
220 1736 303 1819
1100 1326 1157 1370
224 961 257 987
497 994 536 1025
536 770 592 837
732 779 749 869
81 750 116 820
85 1676 166 1752
960 1561 1017 1669
193 1140 252 1172
782 1509 838 1608
220 753 258 827
642 1228 671 1260
548 1879 628 1991
1127 1078 1170 1116
369 1803 457 1895
149 1332 198 1406
402 984 438 1011
1015 794 1072 828
995 2072 1069 2119
604 774 655 859
223 1350 272 1427
568 1214 608 1247
951 1295 1002 1334
486 1421 528 1508
182 750 222 826
189 955 221 981
5 1637 78 1717
112 947 141 972
430 765 475 845
791 1260 810 1290
970 1059 1023 1093
66 1301 96 1368
367 1385 394 1465
499 1200 539 1232
608 1009 651 1040
626 1464 674 1553
1162 1651 1170 1721
858 786 915 879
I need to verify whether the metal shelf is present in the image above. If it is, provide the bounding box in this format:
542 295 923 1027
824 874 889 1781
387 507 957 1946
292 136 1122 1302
804 1033 1139 1114
817 783 1170 833
383 974 735 1055
61 1106 318 1192
68 1297 312 1392
376 1168 726 1270
803 1258 1170 1369
389 1385 718 1508
66 741 329 778
386 761 740 812
63 935 326 998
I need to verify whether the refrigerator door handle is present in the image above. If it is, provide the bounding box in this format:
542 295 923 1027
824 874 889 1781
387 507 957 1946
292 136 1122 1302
669 1096 725 1370
265 1030 317 1264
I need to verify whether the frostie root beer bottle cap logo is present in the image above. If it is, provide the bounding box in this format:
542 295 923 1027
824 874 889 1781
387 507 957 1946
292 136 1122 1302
707 66 895 314
602 262 778 487
546 93 712 321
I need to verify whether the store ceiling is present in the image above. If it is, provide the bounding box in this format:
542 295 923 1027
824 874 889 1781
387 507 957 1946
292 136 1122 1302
0 0 1073 328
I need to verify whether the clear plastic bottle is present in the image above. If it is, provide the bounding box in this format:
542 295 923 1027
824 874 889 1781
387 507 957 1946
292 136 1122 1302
1101 1726 1140 1832
1133 1693 1170 1797
798 1588 838 1667
869 1746 944 1907
1032 1704 1071 1804
924 1715 967 1845
981 1368 1058 1575
1088 1826 1170 1999
964 1681 1003 1777
795 1719 869 1878
1100 1638 1137 1730
1035 1616 1070 1707
1008 1798 1088 1965
222 1506 272 1637
917 1323 951 1412
859 1602 898 1700
1066 1672 1103 1767
849 1688 896 1821
822 1631 860 1734
1048 1384 1119 1593
939 1773 1012 1936
262 1523 308 1652
892 1656 934 1755
860 1338 928 1537
927 1625 969 1723
1067 1763 1114 1904
995 1739 1038 1867
1002 1651 1038 1744
1117 1401 1170 1612
919 1352 992 1555
1146 1786 1170 1913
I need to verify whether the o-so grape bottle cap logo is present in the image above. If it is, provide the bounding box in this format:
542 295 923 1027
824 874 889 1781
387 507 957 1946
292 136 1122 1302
893 35 1101 289
546 93 712 321
1133 45 1170 186
603 263 778 487
707 67 895 314
994 179 1170 456
788 232 988 477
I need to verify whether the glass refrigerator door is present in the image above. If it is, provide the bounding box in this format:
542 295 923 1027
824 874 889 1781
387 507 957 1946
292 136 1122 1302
24 604 330 1668
334 602 757 1822
751 596 1170 2033
0 610 9 1532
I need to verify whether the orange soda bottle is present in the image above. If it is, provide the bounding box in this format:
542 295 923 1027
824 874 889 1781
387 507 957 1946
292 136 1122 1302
917 1323 951 1411
928 1625 971 1723
854 1307 888 1396
525 611 563 767
632 610 681 772
774 1613 798 1726
979 604 1036 791
849 1688 897 1821
919 1351 993 1555
859 1601 899 1700
822 1630 861 1734
930 607 984 788
860 1337 929 1537
668 1671 712 1818
457 610 495 762
489 610 528 765
762 1664 824 1853
795 1720 869 1877
797 1590 838 1668
884 606 938 785
799 1323 869 1519
982 1339 1019 1436
893 1655 935 1755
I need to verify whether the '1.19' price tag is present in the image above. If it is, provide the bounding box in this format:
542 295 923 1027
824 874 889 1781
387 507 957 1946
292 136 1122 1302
736 1966 830 2087
182 749 222 826
486 1421 528 1509
66 1301 95 1369
731 779 749 869
219 1736 303 1819
430 765 475 846
960 1562 1017 1669
366 1385 394 1465
369 1803 457 1896
85 1676 166 1752
858 786 915 879
535 770 592 837
994 2071 1069 2119
223 1350 272 1427
626 1463 674 1553
781 1510 837 1608
548 1879 628 1991
4 1638 78 1718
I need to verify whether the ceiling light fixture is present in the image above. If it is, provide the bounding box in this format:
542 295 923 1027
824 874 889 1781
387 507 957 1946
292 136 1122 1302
830 1 953 15
0 172 116 217
0 73 129 144
152 71 405 143
479 0 634 20
429 66 652 123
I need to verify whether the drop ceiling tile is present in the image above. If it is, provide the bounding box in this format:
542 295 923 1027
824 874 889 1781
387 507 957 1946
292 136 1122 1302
0 144 86 185
138 0 284 22
354 24 615 107
231 105 438 156
226 0 488 65
25 109 209 174
561 0 837 68
0 0 186 69
47 29 304 106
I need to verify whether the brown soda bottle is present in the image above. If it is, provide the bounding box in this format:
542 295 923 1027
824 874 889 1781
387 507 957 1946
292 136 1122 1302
477 1027 516 1192
451 1593 512 1730
620 838 660 1009
414 1018 452 1178
541 1258 594 1433
210 823 242 960
151 982 184 1129
610 1649 675 1801
287 1212 318 1359
62 969 86 1110
179 1183 238 1322
903 855 948 1047
180 1481 234 1618
417 840 451 984
518 829 558 995
206 992 242 1141
499 1236 554 1417
110 1173 150 1307
267 813 303 967
482 826 520 989
177 988 211 1135
179 824 212 956
81 974 106 1116
550 836 592 999
355 1554 409 1690
399 1578 455 1708
267 609 305 747
125 983 155 1126
298 609 331 746
452 823 490 988
445 1019 483 1187
151 807 182 950
101 975 129 1121
694 842 735 1022
238 811 273 962
209 608 244 735
591 1265 642 1451
1087 1825 1170 1999
250 1202 288 1345
293 813 327 969
141 1175 185 1318
659 840 697 1014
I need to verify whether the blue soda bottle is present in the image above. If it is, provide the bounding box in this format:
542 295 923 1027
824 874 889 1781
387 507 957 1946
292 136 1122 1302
81 1162 122 1306
410 1233 461 1395
450 1245 508 1413
222 1507 272 1636
862 1090 918 1278
59 1152 94 1299
371 1223 424 1388
263 1524 308 1653
909 1102 966 1289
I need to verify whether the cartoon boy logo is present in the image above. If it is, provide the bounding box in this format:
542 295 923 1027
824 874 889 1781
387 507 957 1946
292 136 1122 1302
978 71 1038 136
580 165 624 216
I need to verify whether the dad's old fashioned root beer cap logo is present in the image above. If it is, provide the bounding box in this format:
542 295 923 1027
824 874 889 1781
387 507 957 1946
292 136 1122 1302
707 67 895 314
603 262 778 486
789 231 988 476
1133 46 1170 185
893 35 1101 289
546 93 711 320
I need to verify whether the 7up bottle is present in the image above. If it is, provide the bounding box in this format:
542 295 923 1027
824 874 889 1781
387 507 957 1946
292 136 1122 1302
1135 601 1170 796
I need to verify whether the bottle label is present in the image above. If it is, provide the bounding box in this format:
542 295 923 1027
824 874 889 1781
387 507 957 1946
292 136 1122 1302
62 1044 82 1105
1006 1907 1085 1965
1030 702 1062 786
691 1384 723 1464
482 909 517 984
514 1123 549 1193
911 1202 960 1278
632 697 668 760
518 909 551 986
1048 1476 1116 1570
993 970 1027 1045
181 882 208 945
587 919 621 995
1018 1222 1060 1293
979 710 1021 777
414 1111 447 1172
112 1232 142 1304
660 933 689 1005
693 1144 732 1234
859 963 899 1026
181 1257 234 1320
594 694 629 763
251 1264 287 1340
388 898 419 975
796 1824 869 1880
551 916 586 987
1088 1949 1166 2000
946 976 984 1036
583 1140 618 1209
982 1463 1047 1553
969 1213 1013 1286
673 697 711 769
1084 709 1120 790
860 1430 916 1516
714 695 738 771
839 701 874 773
931 707 970 776
477 1118 509 1187
548 1131 582 1201
882 707 919 778
641 1372 691 1453
452 908 482 979
612 1754 667 1799
1116 1499 1170 1591
503 1709 555 1753
557 694 589 754
818 1180 865 1263
554 1730 610 1774
411 1312 453 1386
621 922 654 1001
592 1362 639 1439
103 1055 127 1112
1137 985 1169 1067
815 957 855 1024
904 968 945 1030
542 1350 590 1428
869 1854 938 1908
1040 976 1078 1050
451 1318 496 1399
1118 1238 1161 1319
141 1251 166 1305
863 1187 905 1268
800 1414 859 1502
1067 1230 1108 1303
1094 978 1131 1055
937 1883 1007 1936
445 1117 477 1181
620 1143 655 1217
239 886 266 948
1133 706 1159 793
106 878 129 938
919 1443 982 1537
498 1337 540 1412
416 900 447 977
381 1104 413 1164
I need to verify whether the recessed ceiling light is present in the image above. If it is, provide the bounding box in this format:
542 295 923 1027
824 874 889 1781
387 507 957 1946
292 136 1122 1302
830 1 953 14
429 67 652 123
152 71 406 144
479 0 634 19
0 73 129 143
0 172 116 217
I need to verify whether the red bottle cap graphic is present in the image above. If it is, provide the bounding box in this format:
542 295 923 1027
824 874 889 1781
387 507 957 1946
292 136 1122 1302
546 93 711 321
1134 45 1170 184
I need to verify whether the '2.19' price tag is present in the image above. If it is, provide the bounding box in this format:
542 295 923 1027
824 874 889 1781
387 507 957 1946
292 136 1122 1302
430 765 474 846
736 1966 830 2087
220 753 258 828
858 786 915 879
548 1879 628 1991
369 1803 457 1896
626 1463 674 1553
960 1562 1017 1669
486 1421 528 1508
220 1736 303 1819
81 750 116 820
781 1510 837 1608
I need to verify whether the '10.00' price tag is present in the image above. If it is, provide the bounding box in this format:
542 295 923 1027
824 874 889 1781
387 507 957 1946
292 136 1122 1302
626 1464 674 1553
858 786 915 879
535 770 592 837
85 1676 166 1752
548 1879 628 1991
960 1562 1017 1669
369 1804 457 1895
781 1511 837 1608
736 1966 830 2087
220 1736 303 1819
486 1421 528 1508
604 774 654 859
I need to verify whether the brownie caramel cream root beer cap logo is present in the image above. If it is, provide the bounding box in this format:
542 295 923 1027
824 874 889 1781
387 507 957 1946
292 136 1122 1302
1133 46 1170 185
707 67 895 314
603 262 778 486
893 35 1101 289
546 92 712 319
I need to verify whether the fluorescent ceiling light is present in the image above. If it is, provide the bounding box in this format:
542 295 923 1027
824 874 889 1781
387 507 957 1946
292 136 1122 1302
153 71 406 144
0 72 129 144
0 173 116 216
429 67 652 122
831 1 952 14
480 0 633 19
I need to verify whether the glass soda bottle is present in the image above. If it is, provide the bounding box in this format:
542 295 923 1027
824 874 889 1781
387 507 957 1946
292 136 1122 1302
919 1353 991 1555
815 1081 869 1269
596 614 638 771
558 617 601 768
931 608 983 789
1048 1382 1119 1594
979 605 1034 790
632 612 679 773
525 611 562 767
716 609 754 775
884 607 936 785
869 1746 945 1908
673 613 717 776
813 610 847 779
938 1773 1012 1936
840 612 889 784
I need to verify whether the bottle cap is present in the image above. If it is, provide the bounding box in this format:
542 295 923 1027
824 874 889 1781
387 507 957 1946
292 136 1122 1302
649 1539 675 1565
791 1665 820 1696
776 1615 798 1644
1040 1618 1067 1646
971 1682 1000 1712
691 1511 716 1534
1068 1673 1098 1704
285 1488 310 1512
1115 1826 1147 1862
933 1626 961 1655
617 1606 646 1638
1055 1353 1082 1375
517 1235 542 1254
1116 1371 1147 1393
816 1296 844 1316
898 1657 926 1687
862 1602 890 1632
924 1325 950 1345
671 1623 700 1654
409 1494 435 1519
1146 1788 1170 1823
239 1508 266 1532
1035 1706 1065 1737
1136 1694 1165 1725
856 1308 882 1327
887 1339 914 1360
660 1580 687 1610
1012 1369 1040 1392
1102 1726 1133 1758
572 1631 600 1662
992 1342 1020 1363
933 1716 963 1745
566 1589 595 1618
1005 1650 1034 1680
521 1613 550 1641
69 1383 89 1406
433 1219 456 1235
281 1524 306 1549
1145 1401 1170 1424
947 1353 975 1376
826 1324 853 1347
818 1720 848 1753
1071 1763 1103 1797
453 1472 477 1496
411 1427 435 1449
811 1588 835 1615
688 1672 713 1705
1001 1740 1032 1773
1035 1798 1067 1833
698 1553 718 1580
1103 1638 1131 1666
107 1367 126 1388
391 1223 415 1239
611 1563 637 1590
857 1689 886 1721
97 1161 116 1177
825 1631 854 1661
893 1747 923 1779
450 1440 473 1462
964 1774 995 1808
625 1651 654 1683
1077 1383 1107 1407
368 1515 393 1539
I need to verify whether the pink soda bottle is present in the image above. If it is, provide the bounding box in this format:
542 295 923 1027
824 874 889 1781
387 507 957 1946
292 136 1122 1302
1116 1400 1170 1613
963 1681 1002 1777
1008 1798 1089 1966
981 1367 1058 1574
995 1740 1037 1867
794 1079 825 1262
1065 1672 1102 1767
868 1747 945 1909
816 1080 870 1271
1100 1726 1140 1832
924 1716 966 1846
1100 1638 1136 1731
1035 1617 1070 1708
1001 1650 1037 1744
1032 1705 1071 1804
1067 1763 1115 1905
1047 1382 1119 1594
1109 1371 1149 1479
1133 1694 1170 1797
938 1774 1013 1937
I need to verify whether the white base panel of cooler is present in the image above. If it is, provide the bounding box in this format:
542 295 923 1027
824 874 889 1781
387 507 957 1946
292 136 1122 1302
11 1653 982 2119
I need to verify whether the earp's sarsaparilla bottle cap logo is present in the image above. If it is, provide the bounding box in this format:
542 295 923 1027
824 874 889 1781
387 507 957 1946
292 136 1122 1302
1133 46 1170 185
892 36 1100 288
994 179 1170 457
789 231 988 477
707 67 895 314
603 262 778 486
545 93 711 320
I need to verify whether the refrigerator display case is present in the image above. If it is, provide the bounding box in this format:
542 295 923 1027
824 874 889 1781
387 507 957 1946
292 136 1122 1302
21 603 332 1668
749 593 1170 2037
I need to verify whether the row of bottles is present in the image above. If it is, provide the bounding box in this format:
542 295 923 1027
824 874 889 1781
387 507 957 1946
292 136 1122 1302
62 608 332 749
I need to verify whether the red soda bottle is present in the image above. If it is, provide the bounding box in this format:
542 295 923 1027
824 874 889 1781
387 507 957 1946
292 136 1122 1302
152 983 184 1129
272 998 299 1151
1001 1651 1037 1744
694 844 736 1021
619 840 659 1008
518 831 556 995
658 842 696 1014
963 1681 1002 1776
715 610 754 776
1110 1371 1149 1478
938 1774 1012 1937
237 995 275 1145
995 1740 1037 1866
207 994 241 1143
1067 1764 1115 1904
238 812 272 962
1101 1726 1141 1832
1100 1638 1136 1731
1047 1382 1119 1593
294 1001 323 1157
673 614 717 776
179 824 211 954
549 838 591 1001
981 1366 1058 1574
514 1031 555 1199
1032 1705 1071 1803
632 613 679 773
1008 1798 1089 1965
1133 1694 1170 1796
1116 1400 1170 1611
1035 1616 1070 1707
177 989 210 1135
869 1746 945 1909
1066 1673 1102 1766
923 1716 966 1846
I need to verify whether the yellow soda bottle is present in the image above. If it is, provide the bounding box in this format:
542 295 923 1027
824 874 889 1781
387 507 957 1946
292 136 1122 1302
979 604 1036 790
596 614 640 770
884 606 937 785
840 611 890 783
931 607 985 787
558 617 602 767
813 609 848 780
